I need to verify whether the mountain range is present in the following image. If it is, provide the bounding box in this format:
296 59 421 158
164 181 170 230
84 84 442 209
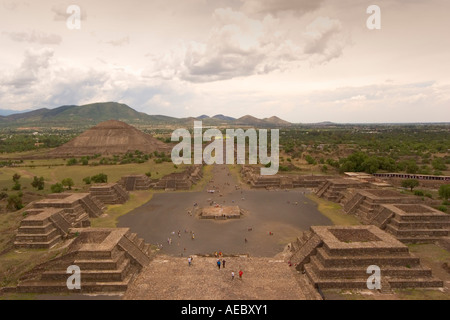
0 102 292 127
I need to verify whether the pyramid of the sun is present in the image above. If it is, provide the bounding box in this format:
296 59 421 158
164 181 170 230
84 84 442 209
49 120 170 156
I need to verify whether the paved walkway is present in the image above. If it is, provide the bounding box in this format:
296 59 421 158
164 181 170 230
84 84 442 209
124 255 310 300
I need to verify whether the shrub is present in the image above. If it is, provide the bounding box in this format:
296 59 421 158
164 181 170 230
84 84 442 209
438 185 450 201
437 205 448 213
12 173 21 182
62 178 74 190
0 191 8 200
91 173 108 183
83 177 92 185
145 172 151 177
7 194 23 211
12 182 21 191
31 176 45 190
414 190 424 197
50 183 64 193
67 158 78 166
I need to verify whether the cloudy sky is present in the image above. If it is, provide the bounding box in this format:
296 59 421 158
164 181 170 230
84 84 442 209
0 0 449 123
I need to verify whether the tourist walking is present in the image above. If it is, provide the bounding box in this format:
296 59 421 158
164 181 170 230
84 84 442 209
222 259 226 268
239 270 243 279
231 272 235 280
188 257 192 267
217 259 221 270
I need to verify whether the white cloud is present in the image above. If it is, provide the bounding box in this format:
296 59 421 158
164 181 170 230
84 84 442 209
3 30 62 44
144 8 346 83
240 0 324 16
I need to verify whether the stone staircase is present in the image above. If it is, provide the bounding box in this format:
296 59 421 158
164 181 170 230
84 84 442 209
119 175 151 191
89 183 129 204
16 228 153 294
315 179 370 203
79 195 104 218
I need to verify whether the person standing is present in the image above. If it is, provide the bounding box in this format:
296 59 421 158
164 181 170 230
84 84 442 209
222 259 226 268
239 270 243 279
231 272 235 280
217 259 221 270
188 257 192 267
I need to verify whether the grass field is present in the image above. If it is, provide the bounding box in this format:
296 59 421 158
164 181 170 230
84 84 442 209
0 160 184 195
0 246 67 288
91 191 154 228
306 194 361 226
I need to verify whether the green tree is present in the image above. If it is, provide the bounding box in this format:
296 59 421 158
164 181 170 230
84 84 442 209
91 173 108 183
62 178 74 190
50 183 64 193
438 185 450 201
401 179 419 191
67 158 78 166
83 177 92 185
406 161 419 174
432 158 447 171
12 173 21 182
7 194 23 211
31 176 45 190
12 182 21 191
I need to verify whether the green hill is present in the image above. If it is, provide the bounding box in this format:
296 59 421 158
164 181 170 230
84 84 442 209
0 102 180 127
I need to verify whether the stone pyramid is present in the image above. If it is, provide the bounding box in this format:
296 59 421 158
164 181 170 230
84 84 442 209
49 120 170 156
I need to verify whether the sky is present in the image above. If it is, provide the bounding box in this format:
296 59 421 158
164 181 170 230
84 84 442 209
0 0 449 123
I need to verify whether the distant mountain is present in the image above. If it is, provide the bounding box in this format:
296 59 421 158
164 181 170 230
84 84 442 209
0 102 291 128
0 102 180 125
212 114 236 121
0 109 32 116
263 116 291 126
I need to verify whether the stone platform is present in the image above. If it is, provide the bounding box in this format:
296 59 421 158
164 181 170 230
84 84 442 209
34 193 105 218
290 226 443 290
89 183 129 204
372 204 450 244
153 165 203 191
16 228 153 294
342 189 422 224
119 175 152 191
315 178 370 202
199 206 243 219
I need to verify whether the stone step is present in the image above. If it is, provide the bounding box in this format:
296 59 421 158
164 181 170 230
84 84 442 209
395 214 450 222
386 225 449 237
395 237 445 244
17 223 55 235
305 264 442 289
309 255 432 278
74 251 126 270
389 218 450 230
41 258 130 282
15 228 60 242
16 272 135 294
20 218 50 227
136 238 145 250
316 247 419 267
14 235 62 249
144 243 152 256
127 233 138 243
